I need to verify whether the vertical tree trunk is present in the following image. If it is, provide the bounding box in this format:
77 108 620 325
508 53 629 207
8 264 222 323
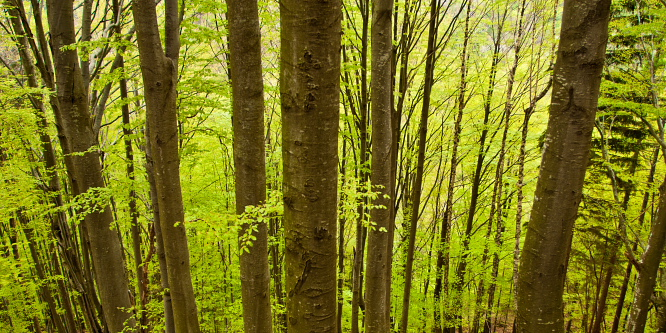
590 251 616 333
226 1 273 332
351 2 370 330
144 127 176 333
399 1 438 331
17 214 68 333
280 0 342 331
110 1 147 329
338 140 348 333
120 61 147 332
364 0 394 330
438 3 470 332
46 0 135 331
132 0 201 331
515 0 611 332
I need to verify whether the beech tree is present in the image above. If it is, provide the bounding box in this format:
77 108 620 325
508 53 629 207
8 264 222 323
46 0 134 331
132 0 201 331
364 0 393 330
226 0 273 332
516 0 612 332
4 0 666 331
280 0 342 332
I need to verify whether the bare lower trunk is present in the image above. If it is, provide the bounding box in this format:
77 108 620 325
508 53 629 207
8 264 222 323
227 1 273 331
280 0 342 331
364 0 394 330
132 0 200 331
46 0 135 331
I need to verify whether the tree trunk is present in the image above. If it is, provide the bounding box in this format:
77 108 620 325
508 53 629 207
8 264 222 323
611 148 659 333
144 126 176 333
364 0 394 330
399 1 438 331
132 0 201 331
350 2 370 331
120 64 148 332
227 1 273 331
626 175 666 333
338 140 348 333
46 0 135 331
280 0 342 331
440 3 470 332
515 0 611 331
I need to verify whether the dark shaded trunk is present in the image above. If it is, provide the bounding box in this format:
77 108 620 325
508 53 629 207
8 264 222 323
120 60 147 332
465 8 507 333
144 127 175 333
337 140 348 333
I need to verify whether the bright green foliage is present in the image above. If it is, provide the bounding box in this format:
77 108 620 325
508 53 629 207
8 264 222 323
1 0 666 331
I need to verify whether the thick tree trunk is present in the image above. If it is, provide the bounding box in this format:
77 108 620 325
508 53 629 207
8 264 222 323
280 0 342 331
515 0 611 332
226 1 273 332
46 0 135 331
364 0 394 330
132 0 201 331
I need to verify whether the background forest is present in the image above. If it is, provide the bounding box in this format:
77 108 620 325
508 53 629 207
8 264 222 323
0 0 664 332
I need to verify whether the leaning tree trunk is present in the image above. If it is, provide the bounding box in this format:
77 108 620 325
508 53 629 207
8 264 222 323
46 0 135 331
626 176 666 333
132 0 201 331
364 0 394 330
515 0 611 332
226 1 273 332
280 0 342 332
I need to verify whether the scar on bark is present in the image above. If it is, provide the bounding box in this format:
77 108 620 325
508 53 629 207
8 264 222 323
289 258 312 297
